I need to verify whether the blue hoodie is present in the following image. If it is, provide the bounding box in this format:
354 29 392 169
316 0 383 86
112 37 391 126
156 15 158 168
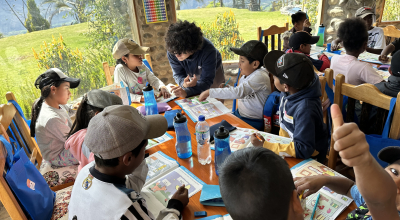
263 74 329 162
167 37 225 97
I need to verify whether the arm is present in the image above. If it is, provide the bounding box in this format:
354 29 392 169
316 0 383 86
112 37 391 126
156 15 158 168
317 54 330 71
366 47 383 55
113 65 129 88
294 175 355 198
379 44 396 62
46 118 71 143
168 52 188 87
331 38 342 51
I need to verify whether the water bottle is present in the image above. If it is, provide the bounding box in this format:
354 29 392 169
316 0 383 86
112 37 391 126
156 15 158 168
214 126 231 176
316 24 325 47
173 113 192 159
142 84 158 115
196 115 211 165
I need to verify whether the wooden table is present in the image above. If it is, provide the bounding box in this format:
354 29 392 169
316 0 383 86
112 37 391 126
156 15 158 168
137 99 357 219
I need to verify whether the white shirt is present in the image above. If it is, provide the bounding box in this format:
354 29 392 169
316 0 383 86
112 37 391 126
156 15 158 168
209 68 271 119
114 64 165 103
368 27 386 49
331 54 383 86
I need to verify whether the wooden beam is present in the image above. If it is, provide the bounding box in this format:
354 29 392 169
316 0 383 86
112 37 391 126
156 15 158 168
170 0 177 23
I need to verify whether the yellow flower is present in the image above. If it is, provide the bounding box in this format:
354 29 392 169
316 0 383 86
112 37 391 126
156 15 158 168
37 63 41 68
44 41 47 48
58 51 63 60
46 65 50 69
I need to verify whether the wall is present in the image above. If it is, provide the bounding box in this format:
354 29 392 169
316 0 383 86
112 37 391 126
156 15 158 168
131 0 176 84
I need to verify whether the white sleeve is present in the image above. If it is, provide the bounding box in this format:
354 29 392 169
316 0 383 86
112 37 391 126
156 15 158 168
374 28 386 49
125 160 148 192
156 209 180 220
114 65 128 87
145 66 165 91
130 94 142 103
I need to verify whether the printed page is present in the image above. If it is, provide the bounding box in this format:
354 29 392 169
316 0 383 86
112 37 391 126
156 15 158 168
301 191 348 220
223 214 233 220
246 131 292 148
376 69 390 81
155 84 178 103
185 102 231 122
211 127 258 151
99 84 130 105
359 52 391 64
146 133 174 150
175 96 219 108
145 151 180 185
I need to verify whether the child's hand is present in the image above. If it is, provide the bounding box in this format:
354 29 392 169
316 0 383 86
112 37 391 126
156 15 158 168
294 176 327 198
198 90 209 101
171 184 189 207
303 19 311 28
171 86 187 98
160 87 171 99
331 104 372 167
331 39 341 51
183 75 197 88
250 133 265 147
379 54 389 62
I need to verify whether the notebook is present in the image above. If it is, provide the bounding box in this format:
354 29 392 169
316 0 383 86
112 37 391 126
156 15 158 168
291 159 353 220
175 96 231 122
199 184 224 206
143 151 205 218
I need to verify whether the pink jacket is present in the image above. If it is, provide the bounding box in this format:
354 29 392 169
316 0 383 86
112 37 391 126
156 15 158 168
65 129 94 172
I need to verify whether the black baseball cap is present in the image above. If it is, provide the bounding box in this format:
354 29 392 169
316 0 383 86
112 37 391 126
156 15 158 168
391 51 400 77
34 68 80 90
289 32 320 50
264 51 315 90
378 146 400 164
230 40 268 63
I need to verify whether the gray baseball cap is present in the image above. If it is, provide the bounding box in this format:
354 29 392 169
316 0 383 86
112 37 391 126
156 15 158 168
355 6 375 19
84 105 167 159
86 89 123 109
112 38 149 59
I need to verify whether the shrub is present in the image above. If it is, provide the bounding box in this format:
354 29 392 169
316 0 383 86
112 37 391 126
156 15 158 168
200 10 245 61
382 0 400 21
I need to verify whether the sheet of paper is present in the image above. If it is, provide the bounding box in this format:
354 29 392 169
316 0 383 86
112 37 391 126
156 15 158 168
376 69 390 81
185 102 231 122
145 152 180 184
302 191 348 220
146 133 174 150
359 52 392 65
175 96 219 108
155 84 178 103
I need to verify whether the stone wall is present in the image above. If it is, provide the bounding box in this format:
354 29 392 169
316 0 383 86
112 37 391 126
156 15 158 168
317 0 376 43
132 0 175 84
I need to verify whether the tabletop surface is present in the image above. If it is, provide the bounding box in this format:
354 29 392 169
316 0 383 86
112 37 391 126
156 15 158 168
138 98 357 219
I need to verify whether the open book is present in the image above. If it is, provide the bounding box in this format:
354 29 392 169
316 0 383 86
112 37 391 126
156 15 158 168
198 214 232 220
154 83 178 103
142 151 205 218
175 96 231 122
291 159 353 220
146 133 174 150
359 52 391 65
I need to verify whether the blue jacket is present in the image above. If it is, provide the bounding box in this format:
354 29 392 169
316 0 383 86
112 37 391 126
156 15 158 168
168 37 225 97
278 74 328 161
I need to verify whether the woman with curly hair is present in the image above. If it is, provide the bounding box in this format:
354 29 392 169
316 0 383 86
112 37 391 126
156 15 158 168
165 20 225 98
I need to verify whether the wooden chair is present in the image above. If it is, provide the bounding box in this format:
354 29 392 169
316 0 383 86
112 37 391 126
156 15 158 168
328 74 400 170
383 25 400 44
257 23 289 52
103 54 153 86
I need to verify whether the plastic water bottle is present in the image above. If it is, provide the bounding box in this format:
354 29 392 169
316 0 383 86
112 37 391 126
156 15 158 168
196 115 211 165
142 84 158 115
316 24 325 47
173 113 192 159
214 126 231 176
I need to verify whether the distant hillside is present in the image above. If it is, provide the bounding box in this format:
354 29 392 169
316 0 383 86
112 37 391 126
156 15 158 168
180 0 275 10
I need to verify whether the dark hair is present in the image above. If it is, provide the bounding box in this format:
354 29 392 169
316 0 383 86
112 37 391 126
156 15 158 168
67 94 103 138
30 81 63 137
337 18 368 53
94 139 147 168
165 20 203 55
291 11 307 25
116 54 129 66
244 56 262 69
219 147 295 220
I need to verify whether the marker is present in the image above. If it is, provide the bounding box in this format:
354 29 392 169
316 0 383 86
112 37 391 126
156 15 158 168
223 77 231 87
310 193 320 220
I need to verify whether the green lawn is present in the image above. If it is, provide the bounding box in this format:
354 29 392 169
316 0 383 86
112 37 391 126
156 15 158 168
177 7 290 42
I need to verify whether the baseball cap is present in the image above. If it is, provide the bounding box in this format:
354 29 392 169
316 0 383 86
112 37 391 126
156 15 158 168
84 105 167 159
391 51 400 77
86 89 123 109
289 32 320 50
112 38 149 59
355 6 375 19
34 68 80 90
264 51 315 90
378 146 400 164
230 40 268 63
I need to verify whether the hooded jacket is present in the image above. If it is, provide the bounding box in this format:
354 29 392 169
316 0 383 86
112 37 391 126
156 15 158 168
286 49 330 71
375 75 400 98
263 74 329 162
65 129 94 172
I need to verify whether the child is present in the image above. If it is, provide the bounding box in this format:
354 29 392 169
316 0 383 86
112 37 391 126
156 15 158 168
65 89 123 172
287 31 330 71
250 51 328 162
375 51 400 97
282 10 312 52
332 6 386 55
30 68 81 167
198 40 270 131
113 38 171 103
379 38 400 62
219 104 400 220
68 105 189 219
330 18 383 86
294 104 400 220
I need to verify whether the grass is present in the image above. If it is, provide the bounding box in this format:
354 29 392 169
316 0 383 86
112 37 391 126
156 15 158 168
177 7 290 42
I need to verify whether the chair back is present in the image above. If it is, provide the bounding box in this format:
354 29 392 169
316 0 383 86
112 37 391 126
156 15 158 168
257 23 289 52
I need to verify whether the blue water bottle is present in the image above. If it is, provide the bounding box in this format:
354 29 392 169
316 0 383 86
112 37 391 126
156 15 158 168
142 84 158 115
316 24 325 47
214 126 231 176
173 113 192 159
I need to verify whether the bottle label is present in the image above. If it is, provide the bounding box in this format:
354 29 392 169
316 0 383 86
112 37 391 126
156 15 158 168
196 130 209 145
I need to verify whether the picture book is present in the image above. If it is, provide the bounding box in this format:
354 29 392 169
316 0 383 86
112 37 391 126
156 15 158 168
197 214 232 220
154 83 178 103
175 96 231 122
145 151 180 184
142 165 205 218
99 83 131 105
359 52 391 65
291 159 353 220
146 133 174 150
245 130 292 148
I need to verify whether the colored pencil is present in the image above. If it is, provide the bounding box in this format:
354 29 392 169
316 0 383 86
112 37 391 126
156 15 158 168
310 193 320 219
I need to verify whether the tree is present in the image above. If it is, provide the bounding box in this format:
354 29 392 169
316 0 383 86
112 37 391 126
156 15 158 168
25 0 50 32
175 0 204 10
4 0 30 31
0 32 4 39
41 0 92 24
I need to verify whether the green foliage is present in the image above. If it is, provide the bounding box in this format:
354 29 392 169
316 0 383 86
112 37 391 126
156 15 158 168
0 32 4 39
304 0 318 27
25 0 50 32
42 0 92 24
382 0 400 21
200 10 244 60
206 1 221 7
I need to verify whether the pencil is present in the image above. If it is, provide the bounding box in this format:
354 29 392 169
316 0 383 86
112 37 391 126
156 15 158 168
223 77 231 87
310 193 320 219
